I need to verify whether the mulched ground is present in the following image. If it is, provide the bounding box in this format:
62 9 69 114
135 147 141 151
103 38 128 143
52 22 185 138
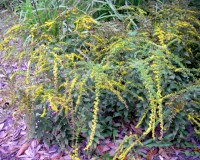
0 113 72 160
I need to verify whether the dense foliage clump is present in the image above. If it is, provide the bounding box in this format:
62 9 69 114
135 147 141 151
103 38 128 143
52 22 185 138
0 0 200 159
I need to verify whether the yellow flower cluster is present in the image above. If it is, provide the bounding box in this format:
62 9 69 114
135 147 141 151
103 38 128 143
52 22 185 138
48 94 58 112
71 145 80 160
39 34 53 42
152 57 164 139
84 89 99 150
175 21 198 36
188 114 200 134
74 15 96 31
40 106 47 117
188 114 200 127
53 53 59 89
6 24 21 34
30 27 36 42
104 81 128 109
154 26 165 45
44 20 55 27
135 109 149 128
75 78 87 112
114 134 142 160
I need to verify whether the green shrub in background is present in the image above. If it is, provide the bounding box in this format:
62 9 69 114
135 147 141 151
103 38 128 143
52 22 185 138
0 0 200 159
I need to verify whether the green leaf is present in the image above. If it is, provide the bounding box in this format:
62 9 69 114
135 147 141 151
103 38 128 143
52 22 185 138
185 151 191 157
128 31 137 36
163 133 174 140
142 139 153 145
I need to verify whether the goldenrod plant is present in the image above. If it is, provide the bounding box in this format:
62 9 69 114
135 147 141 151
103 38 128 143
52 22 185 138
0 0 200 159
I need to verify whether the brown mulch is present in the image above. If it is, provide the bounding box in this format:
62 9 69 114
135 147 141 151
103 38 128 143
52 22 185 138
0 112 72 160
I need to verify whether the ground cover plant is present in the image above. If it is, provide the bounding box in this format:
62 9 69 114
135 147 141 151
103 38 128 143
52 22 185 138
0 0 200 159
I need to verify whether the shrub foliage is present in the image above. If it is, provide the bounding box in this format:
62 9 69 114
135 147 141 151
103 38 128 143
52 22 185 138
0 0 200 159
